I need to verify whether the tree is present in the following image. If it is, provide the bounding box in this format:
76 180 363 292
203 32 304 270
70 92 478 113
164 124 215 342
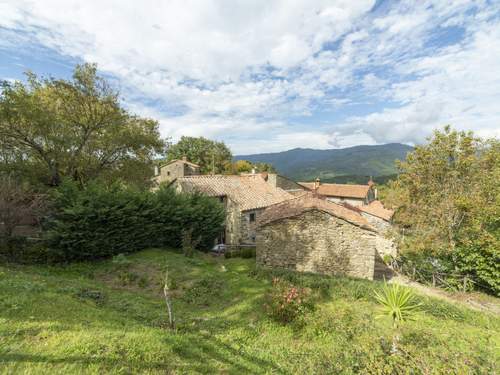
254 162 277 173
390 126 500 294
232 160 253 173
167 136 232 174
0 64 166 187
0 175 45 242
230 160 277 174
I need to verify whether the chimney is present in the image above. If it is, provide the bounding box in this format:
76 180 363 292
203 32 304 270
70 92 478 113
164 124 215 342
182 156 187 162
251 167 256 175
314 177 320 190
154 165 159 176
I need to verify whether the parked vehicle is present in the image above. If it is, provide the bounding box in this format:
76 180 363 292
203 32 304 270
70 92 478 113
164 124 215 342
211 244 226 254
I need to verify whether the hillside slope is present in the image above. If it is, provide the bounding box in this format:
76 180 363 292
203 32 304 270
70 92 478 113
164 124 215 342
0 249 498 374
235 143 413 181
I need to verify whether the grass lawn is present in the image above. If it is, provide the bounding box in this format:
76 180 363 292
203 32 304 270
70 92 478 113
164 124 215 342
0 248 498 374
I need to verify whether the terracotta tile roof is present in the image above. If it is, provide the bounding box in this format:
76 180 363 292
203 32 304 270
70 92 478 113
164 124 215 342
258 192 376 231
298 182 371 199
174 174 293 211
358 200 394 221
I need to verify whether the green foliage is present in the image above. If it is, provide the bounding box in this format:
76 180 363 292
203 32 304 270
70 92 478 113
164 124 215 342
374 282 421 329
181 276 224 306
389 127 500 295
240 247 256 258
230 160 277 174
74 288 107 306
0 63 166 187
264 277 315 324
235 143 412 181
0 249 498 373
111 253 132 267
43 181 225 262
232 159 253 173
181 228 199 258
167 136 232 174
225 247 256 259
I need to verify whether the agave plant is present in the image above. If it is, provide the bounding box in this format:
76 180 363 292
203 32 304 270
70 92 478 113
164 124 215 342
374 282 422 354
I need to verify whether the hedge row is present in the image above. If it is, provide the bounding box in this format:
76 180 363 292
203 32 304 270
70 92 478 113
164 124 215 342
43 182 225 262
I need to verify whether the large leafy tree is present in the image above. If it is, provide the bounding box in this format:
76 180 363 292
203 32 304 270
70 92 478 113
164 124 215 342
0 64 166 187
389 126 499 294
167 136 232 174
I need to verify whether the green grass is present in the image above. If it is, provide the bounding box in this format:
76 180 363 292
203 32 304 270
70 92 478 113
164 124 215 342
0 249 498 374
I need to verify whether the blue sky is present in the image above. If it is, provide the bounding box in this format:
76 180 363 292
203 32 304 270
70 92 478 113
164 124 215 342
1 0 499 154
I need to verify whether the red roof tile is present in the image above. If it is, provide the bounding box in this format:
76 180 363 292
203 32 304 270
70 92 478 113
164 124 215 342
174 174 293 211
298 182 371 199
358 200 394 221
258 192 376 231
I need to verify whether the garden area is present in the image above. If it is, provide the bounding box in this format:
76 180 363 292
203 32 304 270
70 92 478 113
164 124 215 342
0 248 498 374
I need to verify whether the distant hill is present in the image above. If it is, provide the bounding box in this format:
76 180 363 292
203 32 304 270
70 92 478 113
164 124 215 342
235 143 413 182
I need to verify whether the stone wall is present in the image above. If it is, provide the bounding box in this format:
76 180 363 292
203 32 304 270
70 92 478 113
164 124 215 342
266 174 306 192
224 198 242 245
256 210 377 280
239 208 264 244
326 196 365 207
157 160 200 183
361 212 391 233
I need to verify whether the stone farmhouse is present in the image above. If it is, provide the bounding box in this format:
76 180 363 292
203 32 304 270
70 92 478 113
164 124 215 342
256 193 393 280
298 178 377 206
153 158 305 246
345 200 394 233
153 157 201 185
152 158 394 279
170 174 293 245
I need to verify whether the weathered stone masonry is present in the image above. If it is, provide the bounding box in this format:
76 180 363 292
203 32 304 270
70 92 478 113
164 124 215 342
257 210 377 280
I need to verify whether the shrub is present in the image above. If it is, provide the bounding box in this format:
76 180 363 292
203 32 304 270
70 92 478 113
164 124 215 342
181 228 199 258
265 277 314 324
240 247 256 258
182 276 223 306
374 282 421 354
42 181 225 262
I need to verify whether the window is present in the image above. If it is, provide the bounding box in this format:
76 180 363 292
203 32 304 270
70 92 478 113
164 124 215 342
249 212 256 222
250 235 256 242
167 171 171 176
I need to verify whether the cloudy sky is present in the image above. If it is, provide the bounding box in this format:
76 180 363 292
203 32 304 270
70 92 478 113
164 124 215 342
1 1 499 154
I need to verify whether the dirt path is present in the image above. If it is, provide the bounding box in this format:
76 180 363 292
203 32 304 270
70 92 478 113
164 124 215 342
390 274 500 315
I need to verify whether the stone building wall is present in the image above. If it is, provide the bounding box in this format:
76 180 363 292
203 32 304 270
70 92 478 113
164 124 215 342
361 212 391 233
158 160 200 183
256 210 377 280
326 196 365 207
224 198 242 246
266 174 306 192
239 208 264 244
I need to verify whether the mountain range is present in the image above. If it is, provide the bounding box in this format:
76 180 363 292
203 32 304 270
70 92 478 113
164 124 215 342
235 143 413 184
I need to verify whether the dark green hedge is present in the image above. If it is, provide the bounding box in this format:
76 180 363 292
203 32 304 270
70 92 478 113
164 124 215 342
43 182 224 262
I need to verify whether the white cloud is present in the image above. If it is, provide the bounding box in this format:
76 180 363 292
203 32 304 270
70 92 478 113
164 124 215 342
1 0 499 153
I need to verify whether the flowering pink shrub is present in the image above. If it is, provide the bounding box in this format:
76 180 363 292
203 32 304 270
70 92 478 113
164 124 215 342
265 277 314 324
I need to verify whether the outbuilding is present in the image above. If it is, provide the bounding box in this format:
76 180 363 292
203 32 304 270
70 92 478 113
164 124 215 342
256 193 385 280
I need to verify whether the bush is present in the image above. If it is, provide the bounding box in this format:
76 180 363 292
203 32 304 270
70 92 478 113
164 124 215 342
224 247 255 259
240 247 256 258
264 277 314 324
182 276 224 306
42 181 225 262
